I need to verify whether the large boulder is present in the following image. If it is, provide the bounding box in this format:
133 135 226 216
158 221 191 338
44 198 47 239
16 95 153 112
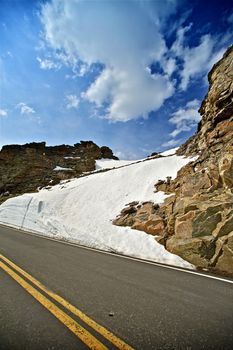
113 202 164 236
219 153 233 190
214 233 233 275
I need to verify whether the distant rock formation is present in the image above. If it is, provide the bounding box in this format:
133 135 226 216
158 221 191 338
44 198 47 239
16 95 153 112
0 141 118 203
114 46 233 276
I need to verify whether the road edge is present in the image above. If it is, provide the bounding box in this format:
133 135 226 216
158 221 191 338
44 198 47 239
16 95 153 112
1 222 233 285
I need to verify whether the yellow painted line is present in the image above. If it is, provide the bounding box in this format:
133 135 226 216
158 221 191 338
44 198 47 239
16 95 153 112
0 260 107 350
0 254 134 350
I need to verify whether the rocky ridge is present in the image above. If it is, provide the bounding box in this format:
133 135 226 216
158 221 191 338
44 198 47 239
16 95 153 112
0 141 117 203
114 46 233 276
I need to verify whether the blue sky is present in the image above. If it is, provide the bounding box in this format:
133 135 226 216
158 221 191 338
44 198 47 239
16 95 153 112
0 0 232 159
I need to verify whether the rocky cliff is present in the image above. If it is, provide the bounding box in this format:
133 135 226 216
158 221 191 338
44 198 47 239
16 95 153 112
0 141 117 203
114 46 233 276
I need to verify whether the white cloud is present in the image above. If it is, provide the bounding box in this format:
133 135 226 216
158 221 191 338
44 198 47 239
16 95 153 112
37 56 61 70
85 68 174 122
163 99 201 149
162 138 182 148
16 102 36 115
0 109 7 117
66 94 79 109
171 23 192 57
40 0 177 122
39 0 231 120
180 35 217 90
79 64 89 77
169 99 201 138
161 57 177 77
170 26 227 91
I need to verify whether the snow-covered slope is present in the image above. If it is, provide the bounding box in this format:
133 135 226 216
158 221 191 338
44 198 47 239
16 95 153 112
0 155 194 268
95 158 137 170
159 147 178 156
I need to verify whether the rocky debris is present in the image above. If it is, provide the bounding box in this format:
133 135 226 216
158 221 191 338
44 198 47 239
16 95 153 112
0 141 118 203
154 177 173 193
100 146 118 160
114 45 233 277
113 202 164 236
147 151 163 159
150 152 159 157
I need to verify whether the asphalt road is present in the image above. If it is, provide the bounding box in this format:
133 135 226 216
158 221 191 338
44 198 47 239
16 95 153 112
0 224 233 350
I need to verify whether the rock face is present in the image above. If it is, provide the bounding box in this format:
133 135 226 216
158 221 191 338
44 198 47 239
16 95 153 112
0 141 118 203
113 201 165 236
114 46 233 276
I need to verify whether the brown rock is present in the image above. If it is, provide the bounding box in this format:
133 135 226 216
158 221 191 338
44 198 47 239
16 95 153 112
212 212 233 238
192 206 222 237
166 236 210 268
120 206 137 215
175 211 196 239
214 233 233 275
219 153 233 190
180 171 212 197
144 219 164 235
113 215 135 227
131 221 146 231
127 201 139 207
0 141 118 203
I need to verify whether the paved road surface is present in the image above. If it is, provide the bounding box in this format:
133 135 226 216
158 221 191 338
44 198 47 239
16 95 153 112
0 224 233 350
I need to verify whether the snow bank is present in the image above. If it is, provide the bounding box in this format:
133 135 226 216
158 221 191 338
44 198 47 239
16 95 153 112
159 147 178 156
0 155 195 268
95 158 138 170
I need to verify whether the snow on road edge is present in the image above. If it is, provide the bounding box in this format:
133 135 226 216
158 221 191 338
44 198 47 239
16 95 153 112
0 155 195 269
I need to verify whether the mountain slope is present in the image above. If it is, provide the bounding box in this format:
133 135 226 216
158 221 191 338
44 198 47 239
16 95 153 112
0 141 117 204
0 154 194 268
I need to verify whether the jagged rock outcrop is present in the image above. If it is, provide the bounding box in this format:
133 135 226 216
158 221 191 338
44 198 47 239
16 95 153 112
114 46 233 276
0 141 118 203
113 201 165 235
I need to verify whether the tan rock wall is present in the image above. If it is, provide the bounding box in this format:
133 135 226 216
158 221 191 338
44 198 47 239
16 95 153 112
113 46 233 277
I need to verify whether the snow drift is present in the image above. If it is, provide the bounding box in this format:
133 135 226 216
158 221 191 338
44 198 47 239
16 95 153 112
0 154 194 268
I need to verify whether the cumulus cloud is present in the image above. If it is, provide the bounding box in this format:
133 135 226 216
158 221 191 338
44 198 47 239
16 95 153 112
169 99 201 137
39 0 231 122
85 68 174 121
0 109 7 117
66 94 79 109
171 23 192 57
170 26 227 90
16 102 35 115
180 35 217 90
40 0 177 122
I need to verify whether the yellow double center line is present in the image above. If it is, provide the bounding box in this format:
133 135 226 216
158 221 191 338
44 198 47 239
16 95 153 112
0 254 134 350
